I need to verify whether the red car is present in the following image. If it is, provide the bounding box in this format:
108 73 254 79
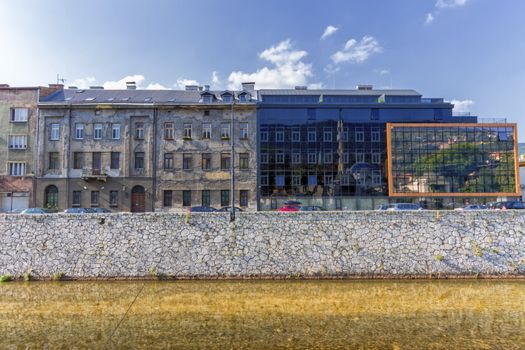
278 205 300 212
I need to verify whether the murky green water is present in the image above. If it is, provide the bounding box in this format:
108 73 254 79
0 280 524 349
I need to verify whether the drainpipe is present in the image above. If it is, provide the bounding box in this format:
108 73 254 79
230 101 236 221
34 89 41 208
65 105 71 209
152 106 158 212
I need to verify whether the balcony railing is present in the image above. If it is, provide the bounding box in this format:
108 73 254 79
81 168 107 181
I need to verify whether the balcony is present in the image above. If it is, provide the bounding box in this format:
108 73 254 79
81 168 107 182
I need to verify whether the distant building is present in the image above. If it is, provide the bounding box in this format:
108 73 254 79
0 84 61 212
36 83 257 212
257 86 519 210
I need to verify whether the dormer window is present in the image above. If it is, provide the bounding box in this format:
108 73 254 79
239 94 249 102
202 95 213 104
222 94 232 103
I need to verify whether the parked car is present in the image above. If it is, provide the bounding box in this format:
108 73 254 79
386 203 423 211
189 206 217 212
299 206 325 211
278 205 300 212
283 200 302 206
91 207 111 213
217 207 243 212
20 208 55 215
64 208 91 214
458 204 488 210
498 201 525 210
376 204 389 211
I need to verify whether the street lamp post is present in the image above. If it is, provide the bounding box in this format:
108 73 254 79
230 100 236 221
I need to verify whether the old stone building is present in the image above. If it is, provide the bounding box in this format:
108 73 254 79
36 83 257 212
0 84 62 212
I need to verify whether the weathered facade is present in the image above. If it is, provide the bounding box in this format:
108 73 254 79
0 84 61 212
36 83 257 212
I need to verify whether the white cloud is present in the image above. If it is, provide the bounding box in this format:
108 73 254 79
102 74 146 89
227 39 313 89
175 78 199 89
331 36 382 64
145 82 168 90
425 12 435 24
321 25 339 40
308 82 325 89
324 64 340 75
211 71 221 87
70 77 96 89
451 99 474 113
436 0 468 8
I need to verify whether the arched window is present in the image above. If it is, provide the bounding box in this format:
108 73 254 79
45 185 59 208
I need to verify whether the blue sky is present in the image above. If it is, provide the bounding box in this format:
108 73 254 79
1 0 525 139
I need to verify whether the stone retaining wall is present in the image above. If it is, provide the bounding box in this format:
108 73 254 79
1 211 525 279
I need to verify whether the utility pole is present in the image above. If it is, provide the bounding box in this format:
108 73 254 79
230 100 235 221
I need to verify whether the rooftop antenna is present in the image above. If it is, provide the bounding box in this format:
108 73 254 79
56 74 66 85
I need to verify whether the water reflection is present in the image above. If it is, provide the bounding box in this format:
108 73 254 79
1 280 524 349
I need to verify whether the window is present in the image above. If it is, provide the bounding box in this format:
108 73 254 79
324 175 333 186
307 128 316 142
202 153 212 170
276 152 285 164
222 94 232 103
75 123 85 139
221 123 230 139
50 124 60 140
308 175 317 186
112 124 121 140
276 175 285 187
109 191 118 207
11 108 28 122
308 152 316 164
292 128 300 142
204 110 210 116
356 152 365 163
93 123 103 140
343 153 350 164
239 153 249 169
8 162 25 176
72 191 81 207
110 152 120 169
73 152 84 169
292 152 301 164
292 175 301 186
342 127 349 142
164 153 174 170
221 153 230 170
240 190 249 207
356 129 364 142
204 93 216 104
202 190 210 206
323 128 332 142
324 151 333 164
260 129 268 142
371 108 379 121
183 154 192 170
372 151 381 164
164 122 174 140
341 175 350 185
275 129 284 142
135 152 145 170
261 175 269 186
239 94 248 102
202 123 211 139
163 190 173 207
49 152 59 170
45 185 58 208
8 135 27 149
372 171 381 186
91 191 99 207
182 190 192 206
371 128 380 142
135 122 144 139
260 153 268 164
240 123 248 139
221 190 230 207
183 123 192 139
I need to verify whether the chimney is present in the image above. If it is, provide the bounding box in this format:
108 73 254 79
204 85 210 92
356 84 373 90
68 86 78 89
39 83 64 98
294 86 307 90
89 86 104 90
126 81 137 90
185 85 199 91
0 84 10 88
241 82 255 92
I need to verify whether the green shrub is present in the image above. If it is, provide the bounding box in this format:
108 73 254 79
434 254 444 262
51 272 65 281
148 266 158 278
0 274 13 282
22 269 32 282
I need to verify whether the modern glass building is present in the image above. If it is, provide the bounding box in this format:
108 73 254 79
257 86 519 210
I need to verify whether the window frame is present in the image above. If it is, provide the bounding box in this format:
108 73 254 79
93 123 103 140
50 124 60 141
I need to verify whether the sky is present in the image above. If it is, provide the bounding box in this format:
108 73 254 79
1 0 525 139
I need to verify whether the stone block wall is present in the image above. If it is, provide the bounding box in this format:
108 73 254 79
1 211 524 279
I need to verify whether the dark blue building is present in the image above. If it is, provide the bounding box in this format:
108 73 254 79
256 85 491 210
